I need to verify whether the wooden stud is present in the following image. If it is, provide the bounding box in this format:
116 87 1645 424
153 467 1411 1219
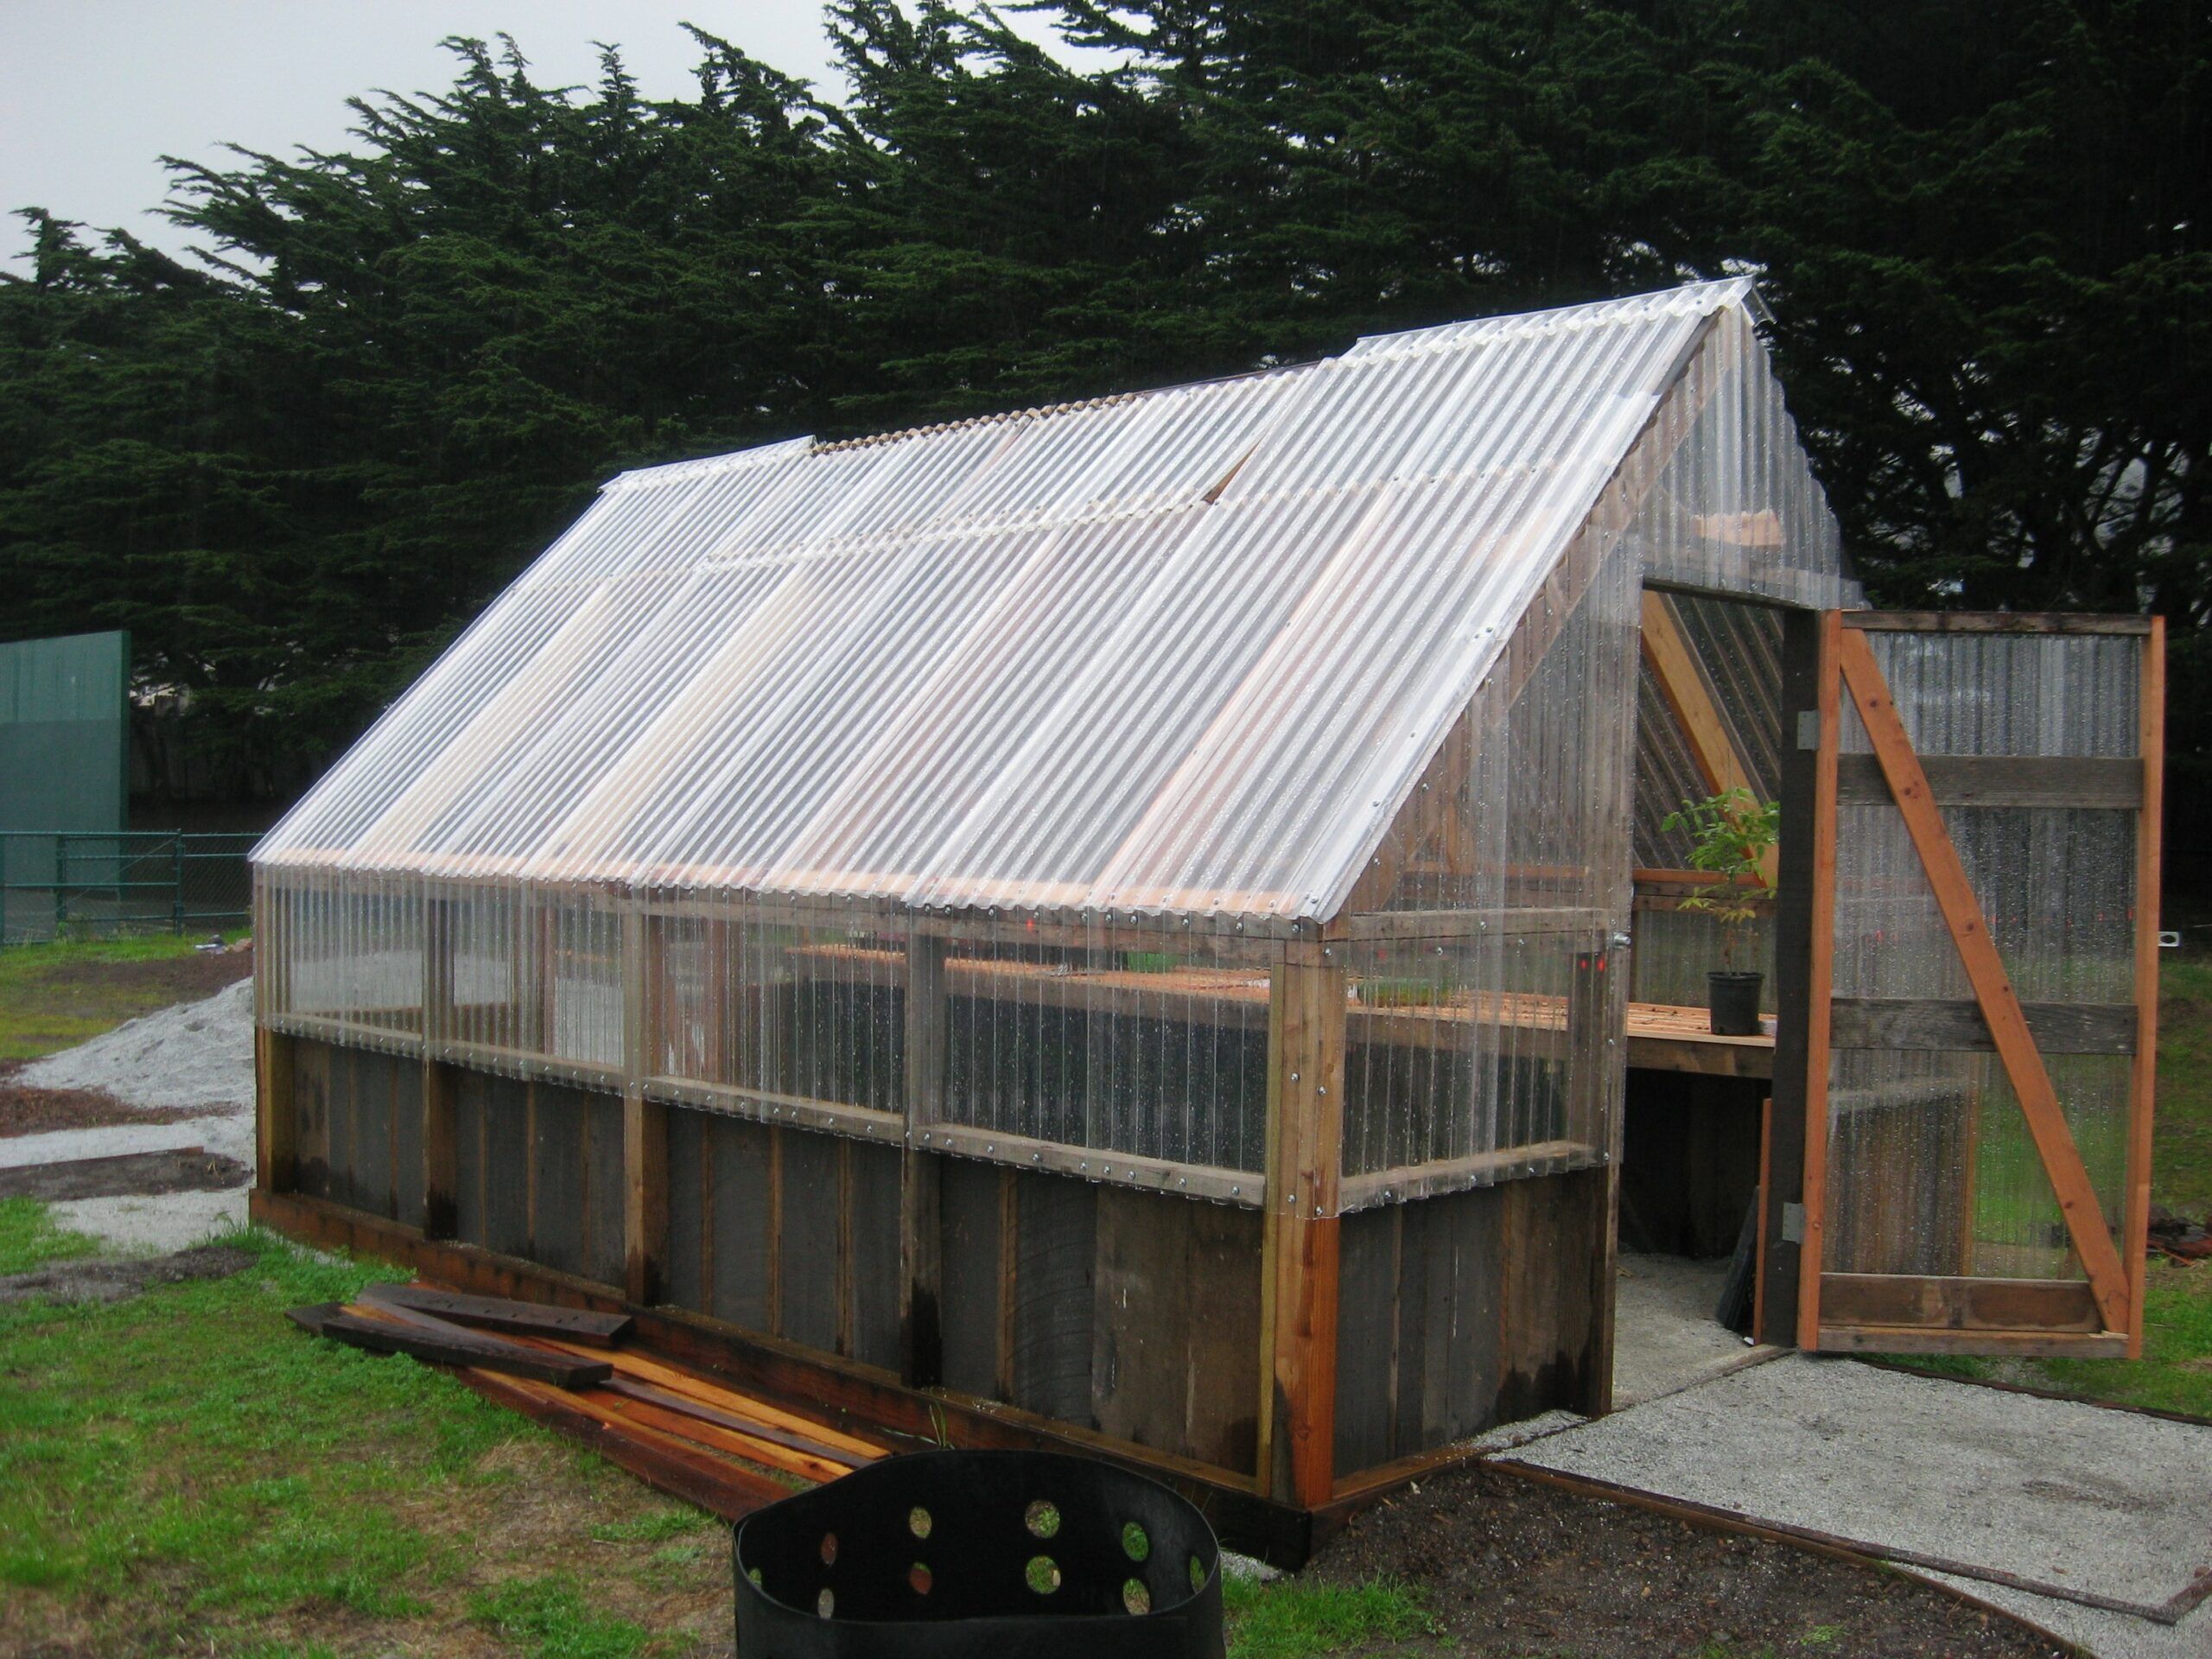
255 1026 297 1193
1836 626 2132 1334
899 935 948 1387
1262 944 1347 1509
2126 619 2164 1357
423 1060 459 1238
995 1167 1020 1402
1794 612 1843 1351
621 905 667 1306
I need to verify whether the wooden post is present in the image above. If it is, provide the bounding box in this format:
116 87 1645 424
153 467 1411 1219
419 891 461 1237
1793 612 1843 1351
1760 607 1833 1348
423 1061 459 1238
622 905 667 1306
1262 944 1347 1509
900 934 948 1387
2125 619 2165 1357
255 1026 297 1193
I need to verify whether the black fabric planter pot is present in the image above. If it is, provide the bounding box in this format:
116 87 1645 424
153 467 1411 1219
734 1449 1225 1659
1707 971 1764 1036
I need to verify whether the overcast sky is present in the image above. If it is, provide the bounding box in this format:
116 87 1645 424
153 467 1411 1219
0 1 1070 275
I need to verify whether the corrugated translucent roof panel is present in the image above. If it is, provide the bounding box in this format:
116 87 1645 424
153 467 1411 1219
257 279 1840 923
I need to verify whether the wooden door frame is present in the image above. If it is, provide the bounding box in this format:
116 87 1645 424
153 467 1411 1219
1763 609 2160 1356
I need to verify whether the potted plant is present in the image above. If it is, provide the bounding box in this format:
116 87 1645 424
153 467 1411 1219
1660 787 1778 1036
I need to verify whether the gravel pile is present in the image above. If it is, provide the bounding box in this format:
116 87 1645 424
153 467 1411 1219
16 978 255 1114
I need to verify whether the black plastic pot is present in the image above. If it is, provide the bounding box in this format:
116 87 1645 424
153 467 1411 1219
1707 970 1764 1036
734 1448 1225 1659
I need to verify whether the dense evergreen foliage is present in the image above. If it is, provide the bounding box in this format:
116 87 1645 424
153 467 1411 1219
1 0 2204 790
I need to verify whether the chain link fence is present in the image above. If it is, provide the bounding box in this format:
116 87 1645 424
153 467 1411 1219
0 831 257 945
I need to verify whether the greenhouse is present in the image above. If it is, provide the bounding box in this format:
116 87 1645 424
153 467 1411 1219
250 279 2164 1551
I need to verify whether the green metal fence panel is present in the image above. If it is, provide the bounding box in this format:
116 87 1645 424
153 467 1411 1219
0 630 130 833
0 631 134 943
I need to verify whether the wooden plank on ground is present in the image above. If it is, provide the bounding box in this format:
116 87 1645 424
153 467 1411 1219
522 1336 892 1459
455 1368 791 1522
599 1376 868 1467
295 1304 613 1388
359 1281 632 1345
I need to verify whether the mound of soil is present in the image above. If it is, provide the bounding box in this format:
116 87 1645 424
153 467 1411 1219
0 1080 204 1138
33 944 252 1012
1311 1460 2066 1658
0 1242 255 1306
0 1147 251 1203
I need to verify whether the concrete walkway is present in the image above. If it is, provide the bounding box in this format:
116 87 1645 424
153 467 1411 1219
1502 1353 2212 1658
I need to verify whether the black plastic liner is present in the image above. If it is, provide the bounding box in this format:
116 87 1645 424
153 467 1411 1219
734 1449 1224 1657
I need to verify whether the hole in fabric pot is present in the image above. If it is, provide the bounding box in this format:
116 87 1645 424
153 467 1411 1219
1122 1579 1151 1615
1122 1522 1149 1561
1026 1556 1060 1595
1189 1554 1206 1594
907 1506 931 1540
1024 1499 1060 1539
819 1532 837 1566
816 1588 834 1618
908 1563 932 1596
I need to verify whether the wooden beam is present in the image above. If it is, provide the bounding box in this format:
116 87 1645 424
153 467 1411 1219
1843 611 2152 636
1835 626 2132 1334
1262 945 1347 1509
255 1026 297 1193
1834 753 2141 810
2126 619 2164 1357
1794 612 1844 1351
1640 590 1777 887
899 935 948 1387
1817 1273 2101 1333
1827 996 2137 1055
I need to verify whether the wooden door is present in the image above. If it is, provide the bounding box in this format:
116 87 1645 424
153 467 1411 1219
1777 612 2161 1356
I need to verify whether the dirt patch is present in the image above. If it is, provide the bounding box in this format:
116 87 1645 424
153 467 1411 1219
1311 1460 2066 1657
34 944 253 1013
0 1147 250 1202
0 1077 207 1138
0 1242 256 1306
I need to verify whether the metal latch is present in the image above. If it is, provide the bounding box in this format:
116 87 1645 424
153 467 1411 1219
1796 710 1821 750
1781 1201 1806 1244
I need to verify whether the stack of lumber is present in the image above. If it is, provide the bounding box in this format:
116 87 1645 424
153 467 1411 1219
289 1283 884 1518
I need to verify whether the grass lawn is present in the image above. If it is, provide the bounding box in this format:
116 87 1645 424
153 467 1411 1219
0 1220 732 1657
0 1211 1418 1657
0 931 248 1062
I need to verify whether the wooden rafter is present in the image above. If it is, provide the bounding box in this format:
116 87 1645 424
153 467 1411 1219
1639 590 1777 887
1834 626 2132 1334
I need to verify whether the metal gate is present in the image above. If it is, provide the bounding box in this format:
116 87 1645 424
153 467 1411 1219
1789 612 2160 1356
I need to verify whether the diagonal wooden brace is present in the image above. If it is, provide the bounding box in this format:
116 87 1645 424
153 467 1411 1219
1835 628 2131 1333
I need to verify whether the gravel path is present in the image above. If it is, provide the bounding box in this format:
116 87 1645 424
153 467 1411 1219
3 980 257 1252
